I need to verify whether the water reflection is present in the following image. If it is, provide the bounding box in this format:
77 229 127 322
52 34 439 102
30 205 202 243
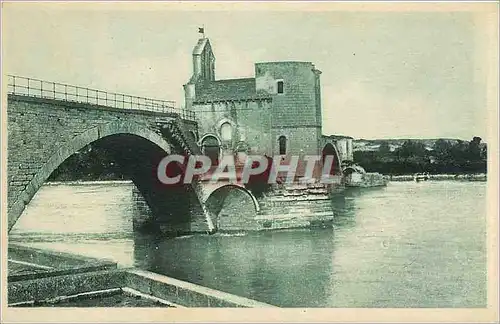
9 181 487 307
133 229 335 307
331 190 356 229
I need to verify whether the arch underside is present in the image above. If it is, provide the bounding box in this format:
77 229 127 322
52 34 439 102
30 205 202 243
7 120 198 232
204 184 260 221
322 143 342 176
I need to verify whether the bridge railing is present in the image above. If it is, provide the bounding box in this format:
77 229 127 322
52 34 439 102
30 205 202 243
7 75 196 121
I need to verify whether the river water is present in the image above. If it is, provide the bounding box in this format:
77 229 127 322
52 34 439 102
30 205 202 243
9 181 487 308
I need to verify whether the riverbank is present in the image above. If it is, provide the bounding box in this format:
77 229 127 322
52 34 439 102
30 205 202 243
7 244 277 308
387 173 487 182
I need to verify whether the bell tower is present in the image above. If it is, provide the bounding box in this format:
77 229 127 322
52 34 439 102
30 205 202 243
184 37 216 109
192 38 215 82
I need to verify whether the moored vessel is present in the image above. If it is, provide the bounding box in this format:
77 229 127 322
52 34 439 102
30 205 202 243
413 172 430 182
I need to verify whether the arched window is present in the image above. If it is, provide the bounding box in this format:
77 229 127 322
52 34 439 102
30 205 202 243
201 135 220 165
220 122 233 142
278 136 287 155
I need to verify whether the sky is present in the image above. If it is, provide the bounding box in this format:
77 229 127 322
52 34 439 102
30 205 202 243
3 3 496 140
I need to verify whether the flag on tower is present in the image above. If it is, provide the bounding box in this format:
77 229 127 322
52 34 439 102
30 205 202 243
198 27 205 36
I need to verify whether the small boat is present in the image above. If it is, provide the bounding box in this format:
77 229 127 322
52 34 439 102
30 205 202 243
413 173 430 182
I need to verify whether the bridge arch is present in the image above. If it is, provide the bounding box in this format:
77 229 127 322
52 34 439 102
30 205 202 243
322 142 342 176
8 120 175 232
203 184 261 226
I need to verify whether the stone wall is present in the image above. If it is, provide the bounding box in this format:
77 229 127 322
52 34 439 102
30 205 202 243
192 99 273 156
191 62 324 159
271 127 322 157
255 62 321 127
259 62 322 157
203 183 335 232
183 37 344 171
211 187 261 231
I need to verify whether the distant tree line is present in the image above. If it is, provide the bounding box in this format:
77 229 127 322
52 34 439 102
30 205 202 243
48 137 488 181
354 137 487 175
48 144 127 181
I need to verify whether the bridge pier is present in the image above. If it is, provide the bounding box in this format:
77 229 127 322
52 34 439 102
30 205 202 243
131 183 212 235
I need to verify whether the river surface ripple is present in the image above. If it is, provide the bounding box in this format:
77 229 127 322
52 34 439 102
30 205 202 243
9 181 487 307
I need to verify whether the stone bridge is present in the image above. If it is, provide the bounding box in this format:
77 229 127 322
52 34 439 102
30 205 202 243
6 76 259 234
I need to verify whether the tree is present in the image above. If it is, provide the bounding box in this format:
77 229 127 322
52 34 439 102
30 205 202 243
433 139 452 161
378 142 391 154
449 140 467 163
467 136 482 162
481 145 487 160
396 140 427 160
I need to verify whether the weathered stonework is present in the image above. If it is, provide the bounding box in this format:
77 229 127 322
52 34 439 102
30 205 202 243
179 38 348 230
190 99 273 156
6 95 208 233
183 38 343 172
7 37 353 235
321 135 354 163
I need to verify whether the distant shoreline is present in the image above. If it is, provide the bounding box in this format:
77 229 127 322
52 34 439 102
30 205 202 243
43 173 487 186
387 173 487 182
